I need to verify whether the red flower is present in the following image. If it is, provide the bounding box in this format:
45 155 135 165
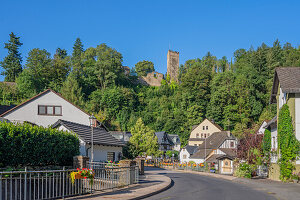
84 177 87 179
77 168 79 171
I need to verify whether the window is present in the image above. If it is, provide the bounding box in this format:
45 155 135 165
194 144 197 146
207 133 210 137
107 152 115 161
183 155 187 159
204 134 207 138
201 133 203 138
196 133 199 138
230 141 234 148
203 126 205 130
206 126 208 130
38 105 62 116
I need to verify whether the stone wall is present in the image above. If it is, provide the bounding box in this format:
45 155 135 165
73 155 89 169
269 163 300 181
167 50 179 82
140 71 164 86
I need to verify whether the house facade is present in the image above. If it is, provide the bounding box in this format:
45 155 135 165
169 134 181 151
155 131 174 152
268 67 300 180
180 126 237 174
53 120 124 162
179 146 199 163
0 89 91 127
188 119 223 146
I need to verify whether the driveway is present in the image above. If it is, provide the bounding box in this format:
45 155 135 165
146 167 275 200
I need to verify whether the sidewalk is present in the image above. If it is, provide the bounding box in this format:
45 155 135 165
66 169 171 200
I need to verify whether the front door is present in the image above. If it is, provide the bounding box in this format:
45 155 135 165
222 159 232 174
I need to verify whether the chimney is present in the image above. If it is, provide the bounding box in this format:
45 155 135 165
226 131 231 137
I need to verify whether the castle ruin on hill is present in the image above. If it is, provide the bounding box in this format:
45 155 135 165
167 50 179 82
138 50 179 86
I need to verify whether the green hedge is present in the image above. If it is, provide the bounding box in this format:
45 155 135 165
0 122 79 167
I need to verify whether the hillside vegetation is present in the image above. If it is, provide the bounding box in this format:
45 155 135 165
1 33 300 145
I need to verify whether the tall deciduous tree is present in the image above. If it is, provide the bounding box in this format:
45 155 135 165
135 60 154 77
129 118 159 157
0 32 23 81
16 48 52 96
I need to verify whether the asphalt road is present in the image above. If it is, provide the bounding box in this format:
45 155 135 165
146 168 275 200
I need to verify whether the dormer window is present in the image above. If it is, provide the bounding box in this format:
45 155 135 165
38 105 62 116
203 126 205 130
206 126 208 130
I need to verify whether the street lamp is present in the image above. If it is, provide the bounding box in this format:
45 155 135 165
89 114 96 167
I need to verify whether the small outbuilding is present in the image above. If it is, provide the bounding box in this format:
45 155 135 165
53 119 125 162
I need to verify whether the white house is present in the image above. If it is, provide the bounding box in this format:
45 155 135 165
181 130 238 174
0 89 91 127
179 146 199 163
53 119 124 162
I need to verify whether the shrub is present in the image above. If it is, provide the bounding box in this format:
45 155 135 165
166 150 179 158
0 122 79 167
234 163 252 178
262 129 271 156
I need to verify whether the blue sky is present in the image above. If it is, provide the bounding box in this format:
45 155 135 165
0 0 300 80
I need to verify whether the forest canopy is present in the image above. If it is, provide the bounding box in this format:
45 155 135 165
1 32 300 146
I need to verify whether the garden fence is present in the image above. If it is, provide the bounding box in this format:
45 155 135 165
0 166 139 200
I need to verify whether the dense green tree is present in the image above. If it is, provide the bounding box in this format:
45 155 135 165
129 118 159 157
0 32 23 81
22 48 52 92
135 60 155 77
50 48 71 90
180 63 211 110
71 38 84 75
61 72 85 108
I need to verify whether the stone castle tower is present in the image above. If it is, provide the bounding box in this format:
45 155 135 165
167 50 179 82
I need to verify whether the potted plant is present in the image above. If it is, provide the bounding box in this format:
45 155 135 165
70 168 95 185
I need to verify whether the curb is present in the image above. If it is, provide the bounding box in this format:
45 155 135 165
130 175 173 200
168 168 237 181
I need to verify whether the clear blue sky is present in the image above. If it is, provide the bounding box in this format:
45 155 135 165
1 0 300 80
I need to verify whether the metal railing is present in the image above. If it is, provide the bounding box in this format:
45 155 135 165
0 166 139 200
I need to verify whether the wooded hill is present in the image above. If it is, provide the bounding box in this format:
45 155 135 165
1 32 300 146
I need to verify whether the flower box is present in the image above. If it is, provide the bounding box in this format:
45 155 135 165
74 173 84 179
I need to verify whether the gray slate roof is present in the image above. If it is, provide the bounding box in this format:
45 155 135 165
184 145 199 155
0 105 16 115
190 149 212 159
52 120 125 147
168 134 181 145
271 67 300 103
197 131 230 149
155 132 174 145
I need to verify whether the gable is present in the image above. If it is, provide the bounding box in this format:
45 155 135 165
190 119 223 139
1 89 90 127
